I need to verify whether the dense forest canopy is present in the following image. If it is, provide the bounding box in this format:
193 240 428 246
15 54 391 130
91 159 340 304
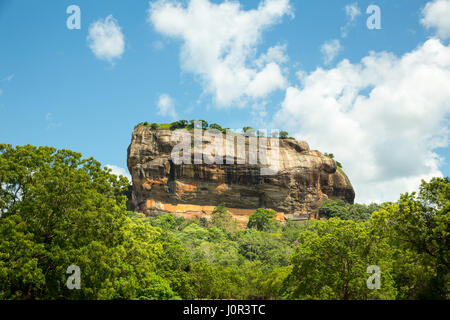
0 144 448 299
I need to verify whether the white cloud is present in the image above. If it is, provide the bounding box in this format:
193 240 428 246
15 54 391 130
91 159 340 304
295 70 307 82
246 62 287 98
148 0 291 107
255 44 289 67
105 165 132 181
341 2 361 38
157 94 177 119
0 89 2 96
87 15 125 63
275 39 450 203
421 0 450 39
345 3 361 21
320 39 342 65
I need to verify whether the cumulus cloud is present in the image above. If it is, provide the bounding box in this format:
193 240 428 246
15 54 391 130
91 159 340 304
275 39 450 203
320 39 342 65
255 44 289 67
148 0 291 106
105 165 132 181
87 15 125 63
157 94 177 119
341 2 361 38
421 0 450 39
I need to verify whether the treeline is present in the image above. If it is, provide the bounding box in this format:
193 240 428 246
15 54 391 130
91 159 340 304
135 120 294 139
135 120 229 133
0 144 448 300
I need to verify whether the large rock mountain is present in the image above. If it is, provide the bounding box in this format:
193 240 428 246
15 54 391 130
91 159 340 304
127 126 355 226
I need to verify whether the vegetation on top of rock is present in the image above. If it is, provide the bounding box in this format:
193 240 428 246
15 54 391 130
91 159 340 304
134 121 295 139
279 131 295 140
324 153 343 168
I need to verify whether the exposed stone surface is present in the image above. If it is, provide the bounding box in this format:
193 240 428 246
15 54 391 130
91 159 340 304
127 126 355 225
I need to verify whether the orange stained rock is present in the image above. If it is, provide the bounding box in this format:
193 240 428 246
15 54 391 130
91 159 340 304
142 200 285 226
143 178 167 191
147 178 166 184
176 181 197 193
215 184 228 192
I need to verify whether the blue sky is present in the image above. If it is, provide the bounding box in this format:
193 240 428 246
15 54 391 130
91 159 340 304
0 0 449 203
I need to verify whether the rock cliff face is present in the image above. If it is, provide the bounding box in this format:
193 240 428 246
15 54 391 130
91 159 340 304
127 126 354 226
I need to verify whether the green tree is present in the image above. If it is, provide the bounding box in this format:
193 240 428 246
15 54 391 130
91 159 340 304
237 230 291 266
324 153 343 168
318 199 349 220
318 200 375 221
285 218 397 300
187 120 195 129
170 120 189 130
0 144 183 299
259 266 293 299
279 131 289 139
189 260 247 299
370 177 449 299
247 208 277 231
242 127 255 136
150 213 177 230
210 203 236 231
209 123 224 133
137 273 180 300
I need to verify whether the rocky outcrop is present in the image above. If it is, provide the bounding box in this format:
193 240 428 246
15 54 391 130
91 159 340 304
127 126 354 226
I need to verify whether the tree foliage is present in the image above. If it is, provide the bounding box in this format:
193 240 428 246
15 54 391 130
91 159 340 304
0 144 448 300
247 208 278 231
210 202 237 231
0 144 184 299
370 177 449 299
284 218 397 300
319 199 379 221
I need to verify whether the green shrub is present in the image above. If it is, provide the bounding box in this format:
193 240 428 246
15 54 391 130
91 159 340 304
279 131 289 139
